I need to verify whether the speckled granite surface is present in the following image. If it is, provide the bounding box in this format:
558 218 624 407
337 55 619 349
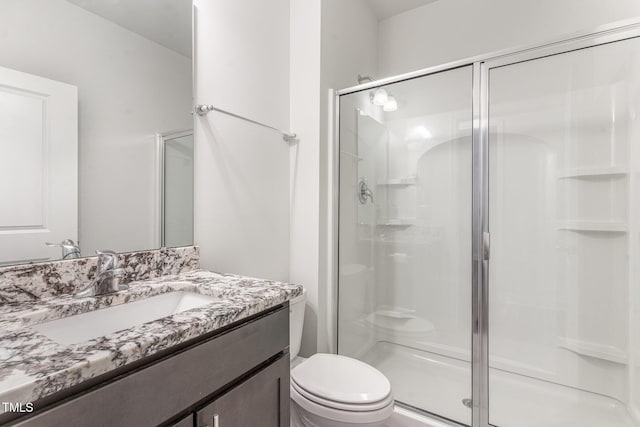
0 246 200 303
0 269 302 409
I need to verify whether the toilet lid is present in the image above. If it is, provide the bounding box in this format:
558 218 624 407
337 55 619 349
291 354 391 405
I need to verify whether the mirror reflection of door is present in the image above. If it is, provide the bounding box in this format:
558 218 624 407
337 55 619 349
159 130 194 248
0 0 193 265
0 65 78 265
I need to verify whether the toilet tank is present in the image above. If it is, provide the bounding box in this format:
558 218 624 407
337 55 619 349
289 288 306 360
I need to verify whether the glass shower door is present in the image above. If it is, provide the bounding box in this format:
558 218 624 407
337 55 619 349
487 36 640 427
337 66 474 424
162 130 194 248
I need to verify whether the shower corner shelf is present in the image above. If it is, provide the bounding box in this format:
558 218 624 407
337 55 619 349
557 221 628 232
377 218 416 227
557 337 627 364
377 177 416 186
557 166 628 179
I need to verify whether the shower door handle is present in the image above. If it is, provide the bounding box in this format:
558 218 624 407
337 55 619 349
482 232 490 261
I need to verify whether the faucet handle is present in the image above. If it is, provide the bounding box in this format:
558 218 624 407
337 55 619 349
46 239 77 249
46 239 81 259
95 250 119 271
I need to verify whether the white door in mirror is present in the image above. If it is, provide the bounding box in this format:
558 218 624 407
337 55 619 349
0 66 78 265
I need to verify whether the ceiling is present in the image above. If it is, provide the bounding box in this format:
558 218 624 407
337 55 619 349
366 0 437 21
66 0 192 57
65 0 435 57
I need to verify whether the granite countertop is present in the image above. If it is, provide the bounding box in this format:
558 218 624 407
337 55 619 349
0 269 302 407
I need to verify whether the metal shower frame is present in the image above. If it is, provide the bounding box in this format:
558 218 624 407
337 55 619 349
331 18 640 427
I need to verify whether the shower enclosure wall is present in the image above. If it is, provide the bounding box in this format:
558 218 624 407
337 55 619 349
335 21 640 427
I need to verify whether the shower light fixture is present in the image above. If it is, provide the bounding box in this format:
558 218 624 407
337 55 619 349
370 88 388 105
383 96 398 112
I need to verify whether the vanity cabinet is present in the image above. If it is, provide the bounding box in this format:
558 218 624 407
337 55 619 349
9 305 290 427
195 355 289 427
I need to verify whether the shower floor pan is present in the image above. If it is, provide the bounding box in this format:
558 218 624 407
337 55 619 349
362 341 635 427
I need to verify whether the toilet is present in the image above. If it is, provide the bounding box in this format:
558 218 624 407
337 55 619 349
289 290 394 427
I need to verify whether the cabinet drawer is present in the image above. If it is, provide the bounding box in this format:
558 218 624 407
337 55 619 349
196 355 290 427
14 306 288 427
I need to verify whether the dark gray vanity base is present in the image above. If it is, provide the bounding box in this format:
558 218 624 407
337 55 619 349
7 305 289 427
195 355 290 427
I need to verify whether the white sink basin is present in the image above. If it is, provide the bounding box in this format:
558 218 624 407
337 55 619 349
32 291 220 345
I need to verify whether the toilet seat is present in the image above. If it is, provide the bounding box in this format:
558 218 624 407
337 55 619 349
291 378 394 412
291 382 394 424
291 354 391 404
290 353 394 423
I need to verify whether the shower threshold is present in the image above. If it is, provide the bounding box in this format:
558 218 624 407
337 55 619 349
362 341 635 427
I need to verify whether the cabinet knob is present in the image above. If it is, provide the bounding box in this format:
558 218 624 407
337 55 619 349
213 414 219 427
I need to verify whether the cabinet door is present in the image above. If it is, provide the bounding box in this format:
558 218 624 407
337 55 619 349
197 356 290 427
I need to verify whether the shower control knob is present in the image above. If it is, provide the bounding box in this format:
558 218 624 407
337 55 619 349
358 179 374 205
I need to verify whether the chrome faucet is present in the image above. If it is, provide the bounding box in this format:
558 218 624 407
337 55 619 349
46 239 81 260
74 250 128 298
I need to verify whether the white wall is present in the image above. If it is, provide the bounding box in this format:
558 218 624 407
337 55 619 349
290 0 322 356
192 0 377 356
320 1 379 94
0 0 192 256
193 0 291 281
378 0 640 77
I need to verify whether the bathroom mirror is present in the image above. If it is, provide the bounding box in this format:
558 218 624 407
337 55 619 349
0 0 194 266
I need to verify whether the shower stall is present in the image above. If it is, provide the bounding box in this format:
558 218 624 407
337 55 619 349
334 22 640 427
